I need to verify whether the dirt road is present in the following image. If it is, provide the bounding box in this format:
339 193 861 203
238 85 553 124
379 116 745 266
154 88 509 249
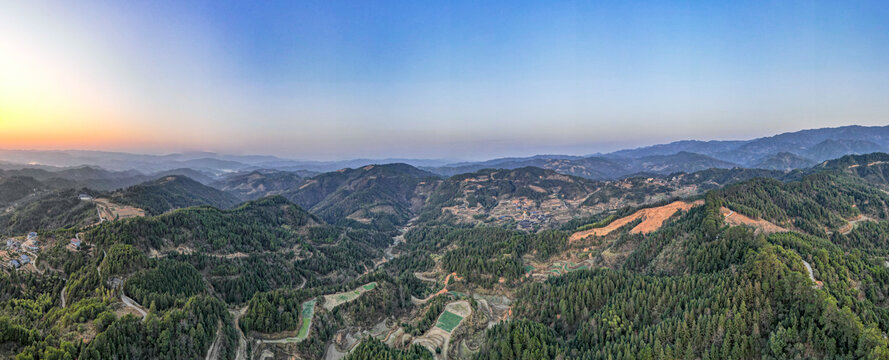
230 306 248 360
205 321 223 360
121 293 148 319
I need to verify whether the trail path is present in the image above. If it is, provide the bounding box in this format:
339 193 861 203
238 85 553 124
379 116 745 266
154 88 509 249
840 215 874 235
801 259 816 283
121 292 148 319
230 306 248 360
411 273 461 305
798 254 823 288
205 321 224 360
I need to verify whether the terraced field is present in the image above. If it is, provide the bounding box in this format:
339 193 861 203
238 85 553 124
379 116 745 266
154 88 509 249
548 260 588 275
296 298 317 340
322 282 378 311
412 300 472 359
435 310 463 332
259 298 317 344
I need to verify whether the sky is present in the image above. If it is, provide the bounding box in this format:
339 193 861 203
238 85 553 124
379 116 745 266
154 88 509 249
1 1 888 161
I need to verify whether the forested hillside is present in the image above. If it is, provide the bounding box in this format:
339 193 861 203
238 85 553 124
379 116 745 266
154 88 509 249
0 188 99 235
0 176 47 206
281 163 441 231
212 170 306 200
110 175 241 215
7 153 889 359
816 152 889 187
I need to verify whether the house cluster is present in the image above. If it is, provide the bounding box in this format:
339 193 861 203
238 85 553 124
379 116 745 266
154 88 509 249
518 211 549 230
69 238 81 249
4 232 41 270
492 199 553 230
9 254 30 269
24 232 40 253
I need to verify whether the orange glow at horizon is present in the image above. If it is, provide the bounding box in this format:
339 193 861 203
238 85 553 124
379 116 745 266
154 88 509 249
0 103 155 151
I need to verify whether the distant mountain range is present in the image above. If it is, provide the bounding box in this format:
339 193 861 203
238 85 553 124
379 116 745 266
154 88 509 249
0 149 452 175
2 125 888 182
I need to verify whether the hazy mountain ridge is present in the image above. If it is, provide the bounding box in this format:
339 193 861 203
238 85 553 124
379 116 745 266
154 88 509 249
751 152 816 171
424 125 889 179
211 170 308 201
3 125 888 181
0 165 218 191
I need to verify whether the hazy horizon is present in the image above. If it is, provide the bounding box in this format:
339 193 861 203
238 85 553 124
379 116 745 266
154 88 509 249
2 1 888 160
2 123 886 164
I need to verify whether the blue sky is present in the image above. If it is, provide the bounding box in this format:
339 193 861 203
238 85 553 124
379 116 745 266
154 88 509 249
1 0 888 160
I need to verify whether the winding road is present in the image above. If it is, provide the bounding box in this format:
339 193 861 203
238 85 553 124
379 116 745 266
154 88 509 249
121 292 148 319
801 259 816 283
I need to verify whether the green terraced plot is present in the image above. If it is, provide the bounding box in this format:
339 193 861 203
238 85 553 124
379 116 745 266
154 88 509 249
323 282 378 310
435 310 464 333
295 298 317 341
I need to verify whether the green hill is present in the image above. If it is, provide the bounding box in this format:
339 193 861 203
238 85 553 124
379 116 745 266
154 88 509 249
282 163 440 230
0 188 99 235
815 152 889 187
110 175 241 215
0 176 46 206
212 170 306 200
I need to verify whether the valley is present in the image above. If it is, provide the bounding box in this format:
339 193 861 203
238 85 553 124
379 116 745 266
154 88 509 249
5 135 889 359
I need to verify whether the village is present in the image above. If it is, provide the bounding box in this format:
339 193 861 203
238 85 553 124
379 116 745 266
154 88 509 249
1 231 83 272
494 198 552 230
1 193 93 272
487 196 590 231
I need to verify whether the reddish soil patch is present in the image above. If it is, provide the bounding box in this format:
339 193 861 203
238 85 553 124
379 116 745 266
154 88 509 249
413 273 463 304
720 207 787 234
570 200 703 241
443 272 462 286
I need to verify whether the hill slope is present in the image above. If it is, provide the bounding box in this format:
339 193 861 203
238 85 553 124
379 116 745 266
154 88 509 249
212 170 306 200
281 163 441 230
88 195 322 253
0 176 47 206
0 188 99 235
110 175 241 215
